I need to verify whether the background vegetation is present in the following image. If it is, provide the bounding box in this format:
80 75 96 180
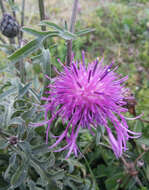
0 0 149 189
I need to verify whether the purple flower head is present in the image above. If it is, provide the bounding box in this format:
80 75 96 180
32 52 141 158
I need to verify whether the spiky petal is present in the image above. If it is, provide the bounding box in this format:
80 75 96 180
32 54 141 158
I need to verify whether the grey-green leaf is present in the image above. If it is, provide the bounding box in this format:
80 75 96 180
8 39 41 63
0 140 8 149
30 158 48 186
0 87 17 100
23 27 59 38
10 161 28 188
8 31 59 63
75 28 95 36
40 21 64 32
32 144 50 155
18 82 32 97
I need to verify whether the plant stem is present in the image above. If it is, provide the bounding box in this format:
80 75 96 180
19 0 26 84
83 155 100 190
11 0 16 18
38 0 51 96
20 0 25 40
9 0 16 44
66 0 78 65
0 0 5 14
38 0 46 31
38 0 47 49
19 0 26 83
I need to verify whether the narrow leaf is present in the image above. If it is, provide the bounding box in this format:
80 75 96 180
8 32 59 63
23 27 58 37
9 117 24 126
75 28 95 36
0 87 17 100
32 144 50 155
18 82 32 97
40 21 64 32
30 158 48 186
10 161 28 188
8 39 41 63
59 31 76 40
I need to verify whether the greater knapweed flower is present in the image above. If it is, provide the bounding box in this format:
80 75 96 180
31 52 141 158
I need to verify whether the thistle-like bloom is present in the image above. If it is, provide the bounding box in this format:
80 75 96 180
32 53 141 158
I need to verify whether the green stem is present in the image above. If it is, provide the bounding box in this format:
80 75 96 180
20 0 25 40
66 0 78 65
0 0 5 14
9 0 16 44
38 0 46 31
83 155 100 190
19 0 26 83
